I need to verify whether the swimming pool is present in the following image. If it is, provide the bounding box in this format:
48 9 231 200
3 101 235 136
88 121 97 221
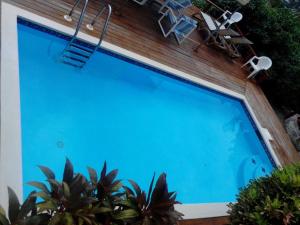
16 19 274 205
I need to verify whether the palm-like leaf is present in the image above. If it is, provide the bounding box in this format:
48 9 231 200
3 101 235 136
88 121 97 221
0 188 50 225
124 173 183 225
96 161 122 202
29 159 97 225
87 162 131 225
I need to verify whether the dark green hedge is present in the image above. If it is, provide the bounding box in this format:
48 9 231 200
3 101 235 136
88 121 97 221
228 164 300 225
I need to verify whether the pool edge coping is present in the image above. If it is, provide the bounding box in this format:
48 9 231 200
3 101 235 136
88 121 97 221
0 1 281 219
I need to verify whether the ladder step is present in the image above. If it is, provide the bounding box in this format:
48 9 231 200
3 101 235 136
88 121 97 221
62 55 86 64
61 60 84 68
70 43 93 53
65 49 91 58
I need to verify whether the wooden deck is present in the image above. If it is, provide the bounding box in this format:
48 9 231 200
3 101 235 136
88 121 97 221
4 0 300 166
179 217 229 225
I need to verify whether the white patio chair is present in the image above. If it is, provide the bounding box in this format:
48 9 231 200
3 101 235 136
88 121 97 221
218 10 243 29
131 0 149 5
242 56 272 79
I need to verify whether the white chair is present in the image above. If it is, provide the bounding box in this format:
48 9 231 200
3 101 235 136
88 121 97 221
242 56 272 79
131 0 149 5
219 10 243 29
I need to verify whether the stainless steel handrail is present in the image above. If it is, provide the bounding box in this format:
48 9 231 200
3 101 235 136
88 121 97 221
64 0 89 42
61 0 112 68
86 3 112 50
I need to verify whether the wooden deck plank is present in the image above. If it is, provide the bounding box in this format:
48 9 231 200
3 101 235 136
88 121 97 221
4 0 300 165
245 82 300 165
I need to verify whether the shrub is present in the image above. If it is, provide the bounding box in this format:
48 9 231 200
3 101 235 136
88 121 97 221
0 159 183 225
228 164 300 225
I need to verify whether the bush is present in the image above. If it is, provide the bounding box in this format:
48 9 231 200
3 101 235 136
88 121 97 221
193 0 300 113
228 164 300 225
0 159 183 225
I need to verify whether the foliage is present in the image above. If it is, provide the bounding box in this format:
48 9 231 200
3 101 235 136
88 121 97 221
123 174 183 225
0 159 182 225
228 164 300 225
191 0 206 9
0 188 50 225
192 0 300 113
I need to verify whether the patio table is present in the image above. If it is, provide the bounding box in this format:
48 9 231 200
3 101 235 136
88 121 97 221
193 11 253 57
226 36 253 45
217 28 240 37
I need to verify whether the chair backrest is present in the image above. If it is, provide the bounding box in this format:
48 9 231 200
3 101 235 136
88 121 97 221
167 9 178 24
257 56 272 70
221 10 232 20
175 16 197 33
221 11 242 28
230 12 243 23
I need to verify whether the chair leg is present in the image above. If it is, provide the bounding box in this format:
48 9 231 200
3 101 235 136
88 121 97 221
247 69 258 79
241 61 249 68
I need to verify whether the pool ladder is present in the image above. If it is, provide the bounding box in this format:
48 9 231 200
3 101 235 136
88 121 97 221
61 0 112 68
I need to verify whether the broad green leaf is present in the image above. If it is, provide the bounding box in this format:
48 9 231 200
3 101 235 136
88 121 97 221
87 167 98 185
37 201 57 211
91 207 112 214
113 209 139 220
33 192 51 201
146 173 155 206
63 158 74 184
8 187 20 223
123 186 134 196
62 182 70 198
47 179 61 193
116 199 136 209
27 182 50 194
38 165 55 179
80 215 92 225
105 169 118 184
62 212 74 225
128 180 141 195
100 161 107 180
25 214 51 225
19 191 37 219
111 181 122 192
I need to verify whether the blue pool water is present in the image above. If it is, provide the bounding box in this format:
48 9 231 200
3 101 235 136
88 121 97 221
18 21 274 203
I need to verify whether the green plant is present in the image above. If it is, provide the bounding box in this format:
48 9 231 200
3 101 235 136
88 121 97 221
192 0 206 9
228 164 300 225
28 159 104 225
87 162 138 225
123 173 183 225
0 188 50 225
0 159 182 225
